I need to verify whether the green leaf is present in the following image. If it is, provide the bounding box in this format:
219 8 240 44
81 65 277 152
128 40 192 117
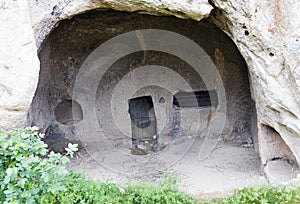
67 143 78 152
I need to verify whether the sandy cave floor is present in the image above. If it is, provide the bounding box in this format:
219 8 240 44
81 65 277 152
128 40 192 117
67 137 267 199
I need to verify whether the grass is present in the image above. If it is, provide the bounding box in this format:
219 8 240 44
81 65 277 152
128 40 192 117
41 171 300 204
207 184 300 204
40 172 199 204
2 127 300 203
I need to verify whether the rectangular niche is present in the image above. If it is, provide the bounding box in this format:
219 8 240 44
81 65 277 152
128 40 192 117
173 90 218 109
128 96 157 140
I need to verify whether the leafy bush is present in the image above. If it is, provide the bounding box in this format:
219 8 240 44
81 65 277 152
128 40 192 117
0 127 77 204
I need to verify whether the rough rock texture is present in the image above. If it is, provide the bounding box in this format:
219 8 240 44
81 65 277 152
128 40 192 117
26 0 300 166
265 160 299 184
28 12 255 153
28 0 213 48
209 0 300 166
0 0 300 182
0 0 40 130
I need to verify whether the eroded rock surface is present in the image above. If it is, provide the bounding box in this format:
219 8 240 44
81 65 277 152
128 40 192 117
0 0 39 130
28 0 213 48
0 0 300 183
210 0 300 166
28 11 255 154
27 0 300 167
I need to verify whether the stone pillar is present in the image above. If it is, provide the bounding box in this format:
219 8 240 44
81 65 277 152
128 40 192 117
0 0 40 130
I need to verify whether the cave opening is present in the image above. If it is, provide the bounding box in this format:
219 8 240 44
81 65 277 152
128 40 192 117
27 10 263 193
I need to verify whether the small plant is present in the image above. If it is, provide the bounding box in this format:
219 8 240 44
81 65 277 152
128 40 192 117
0 127 77 204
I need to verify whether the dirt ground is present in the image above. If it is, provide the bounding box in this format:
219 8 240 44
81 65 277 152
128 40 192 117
68 137 267 199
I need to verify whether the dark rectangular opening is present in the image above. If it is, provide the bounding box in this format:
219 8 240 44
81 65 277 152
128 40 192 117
128 96 157 153
173 90 218 109
128 96 157 138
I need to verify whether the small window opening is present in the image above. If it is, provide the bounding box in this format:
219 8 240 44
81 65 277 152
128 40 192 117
173 90 218 109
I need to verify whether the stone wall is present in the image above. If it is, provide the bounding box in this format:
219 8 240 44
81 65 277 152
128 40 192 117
209 0 300 166
0 0 300 178
28 11 254 153
0 0 39 130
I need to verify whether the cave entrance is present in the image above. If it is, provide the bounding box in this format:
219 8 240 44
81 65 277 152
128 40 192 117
27 10 264 194
28 10 258 148
129 96 157 154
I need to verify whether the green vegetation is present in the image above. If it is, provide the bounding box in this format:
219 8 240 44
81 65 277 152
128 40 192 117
0 127 198 204
209 185 300 204
0 127 78 203
40 173 199 204
1 127 300 204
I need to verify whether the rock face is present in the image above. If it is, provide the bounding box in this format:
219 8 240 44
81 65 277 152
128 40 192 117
28 0 213 48
0 0 300 181
28 12 255 155
0 0 40 130
210 0 300 166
